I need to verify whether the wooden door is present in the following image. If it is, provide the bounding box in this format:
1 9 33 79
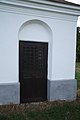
19 41 48 103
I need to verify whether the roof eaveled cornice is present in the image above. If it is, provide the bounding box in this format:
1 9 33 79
0 0 80 16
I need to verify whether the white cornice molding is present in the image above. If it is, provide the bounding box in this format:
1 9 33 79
0 0 80 16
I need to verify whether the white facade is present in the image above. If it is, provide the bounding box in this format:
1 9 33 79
0 0 80 104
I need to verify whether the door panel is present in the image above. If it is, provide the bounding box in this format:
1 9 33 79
19 41 48 103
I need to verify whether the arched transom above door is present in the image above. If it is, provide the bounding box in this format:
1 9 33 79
19 19 52 42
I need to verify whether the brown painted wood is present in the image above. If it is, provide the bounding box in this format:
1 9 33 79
19 41 48 103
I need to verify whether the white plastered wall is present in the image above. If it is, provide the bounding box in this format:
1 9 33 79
0 5 78 83
52 20 77 80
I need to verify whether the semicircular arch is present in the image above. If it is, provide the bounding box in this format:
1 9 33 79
18 19 53 80
18 19 52 42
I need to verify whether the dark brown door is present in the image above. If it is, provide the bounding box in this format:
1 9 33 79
19 41 48 103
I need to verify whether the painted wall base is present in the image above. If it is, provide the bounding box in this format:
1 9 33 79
47 79 77 101
0 83 20 105
0 80 77 105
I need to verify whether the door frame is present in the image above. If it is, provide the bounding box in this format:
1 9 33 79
19 40 48 103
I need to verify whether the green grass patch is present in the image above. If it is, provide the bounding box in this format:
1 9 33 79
76 62 80 80
77 80 80 89
76 62 80 89
0 101 80 120
28 103 80 120
0 114 26 120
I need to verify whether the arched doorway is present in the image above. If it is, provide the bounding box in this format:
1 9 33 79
19 20 52 103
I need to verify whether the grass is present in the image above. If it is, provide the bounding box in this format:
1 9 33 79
76 62 80 89
0 101 80 120
0 114 25 120
76 62 80 80
27 102 80 120
0 62 80 120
